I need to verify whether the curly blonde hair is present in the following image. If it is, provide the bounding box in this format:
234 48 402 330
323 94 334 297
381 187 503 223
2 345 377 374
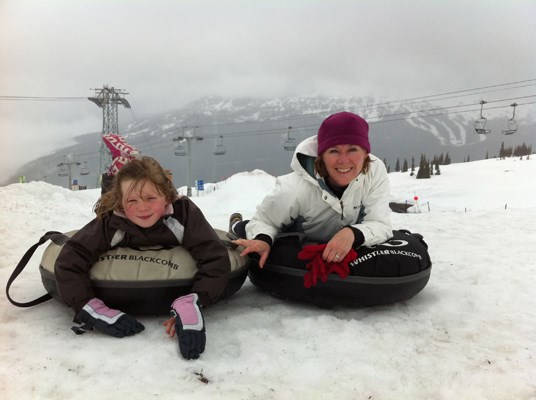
94 157 178 219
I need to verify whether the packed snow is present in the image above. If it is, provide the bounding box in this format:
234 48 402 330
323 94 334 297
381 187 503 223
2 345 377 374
1 157 535 399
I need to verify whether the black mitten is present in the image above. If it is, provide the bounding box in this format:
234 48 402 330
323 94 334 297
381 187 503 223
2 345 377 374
171 293 206 359
73 298 144 338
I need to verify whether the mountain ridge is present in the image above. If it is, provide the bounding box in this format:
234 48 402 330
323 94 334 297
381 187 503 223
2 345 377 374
5 95 535 188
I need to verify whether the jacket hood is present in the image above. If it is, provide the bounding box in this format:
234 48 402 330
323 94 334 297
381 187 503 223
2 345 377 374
290 136 318 179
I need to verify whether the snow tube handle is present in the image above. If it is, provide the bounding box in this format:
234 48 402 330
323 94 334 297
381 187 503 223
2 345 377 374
6 231 65 308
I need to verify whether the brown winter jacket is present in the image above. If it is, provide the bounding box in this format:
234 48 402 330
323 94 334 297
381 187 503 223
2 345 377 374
54 196 230 314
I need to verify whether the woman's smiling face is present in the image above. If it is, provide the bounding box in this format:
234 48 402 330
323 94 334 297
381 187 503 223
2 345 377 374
321 144 367 187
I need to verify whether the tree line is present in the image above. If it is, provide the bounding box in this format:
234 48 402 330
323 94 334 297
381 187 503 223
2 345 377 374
496 142 533 160
385 141 533 179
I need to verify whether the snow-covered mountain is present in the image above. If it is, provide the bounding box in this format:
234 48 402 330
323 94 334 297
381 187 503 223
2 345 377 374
6 95 535 189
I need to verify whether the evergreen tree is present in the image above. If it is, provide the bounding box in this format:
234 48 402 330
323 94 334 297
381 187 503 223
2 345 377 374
499 141 514 159
410 156 415 176
444 153 451 165
395 158 400 172
416 154 431 179
416 154 423 178
402 158 408 172
513 143 532 157
485 151 489 159
435 162 441 175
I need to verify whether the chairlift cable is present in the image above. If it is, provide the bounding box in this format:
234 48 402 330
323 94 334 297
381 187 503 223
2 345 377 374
0 96 87 101
362 79 536 108
23 97 536 180
11 82 536 168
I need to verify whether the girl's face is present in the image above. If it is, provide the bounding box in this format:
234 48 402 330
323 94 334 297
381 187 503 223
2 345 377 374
121 179 168 228
321 144 367 187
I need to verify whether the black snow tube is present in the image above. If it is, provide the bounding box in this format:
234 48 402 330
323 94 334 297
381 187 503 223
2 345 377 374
248 230 432 308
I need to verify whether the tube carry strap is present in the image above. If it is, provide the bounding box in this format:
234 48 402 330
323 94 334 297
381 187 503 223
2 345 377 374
6 231 66 308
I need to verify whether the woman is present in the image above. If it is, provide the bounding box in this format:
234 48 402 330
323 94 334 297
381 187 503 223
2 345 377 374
231 111 392 269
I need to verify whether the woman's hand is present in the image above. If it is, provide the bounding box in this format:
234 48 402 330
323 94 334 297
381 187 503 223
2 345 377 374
232 238 271 268
323 227 355 262
162 316 176 337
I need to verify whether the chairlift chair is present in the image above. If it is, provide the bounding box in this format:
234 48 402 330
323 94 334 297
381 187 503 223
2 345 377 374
57 163 69 177
213 136 226 155
474 100 491 134
80 162 89 175
501 103 518 135
283 126 297 151
174 140 187 156
283 138 297 151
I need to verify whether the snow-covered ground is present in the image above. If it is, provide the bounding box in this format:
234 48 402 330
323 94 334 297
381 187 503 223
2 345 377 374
1 157 535 399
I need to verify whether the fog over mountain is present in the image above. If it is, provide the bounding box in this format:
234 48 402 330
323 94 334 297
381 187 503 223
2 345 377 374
5 95 535 189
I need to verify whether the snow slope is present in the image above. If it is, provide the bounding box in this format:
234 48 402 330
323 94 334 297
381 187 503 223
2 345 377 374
1 157 535 399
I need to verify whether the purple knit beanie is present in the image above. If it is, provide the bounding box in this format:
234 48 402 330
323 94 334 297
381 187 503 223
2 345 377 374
317 112 370 155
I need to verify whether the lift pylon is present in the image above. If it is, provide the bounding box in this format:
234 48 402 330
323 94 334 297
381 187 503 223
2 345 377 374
88 85 131 184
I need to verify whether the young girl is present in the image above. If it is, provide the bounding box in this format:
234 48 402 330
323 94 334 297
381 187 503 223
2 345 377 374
55 156 230 359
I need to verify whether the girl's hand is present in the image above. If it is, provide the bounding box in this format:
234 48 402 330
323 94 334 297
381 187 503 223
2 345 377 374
162 316 176 337
232 238 271 268
323 227 355 262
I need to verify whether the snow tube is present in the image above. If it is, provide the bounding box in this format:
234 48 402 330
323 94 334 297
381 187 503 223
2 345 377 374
37 229 249 315
248 230 432 307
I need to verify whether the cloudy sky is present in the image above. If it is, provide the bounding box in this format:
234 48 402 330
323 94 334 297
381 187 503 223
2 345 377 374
1 0 535 181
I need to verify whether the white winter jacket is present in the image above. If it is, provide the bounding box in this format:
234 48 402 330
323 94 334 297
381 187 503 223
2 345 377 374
246 135 393 246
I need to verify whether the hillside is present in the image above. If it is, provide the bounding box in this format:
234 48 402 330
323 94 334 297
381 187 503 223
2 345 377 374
1 156 535 399
5 95 536 190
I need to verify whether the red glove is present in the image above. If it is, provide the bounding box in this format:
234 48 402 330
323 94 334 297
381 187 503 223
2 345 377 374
297 244 327 260
298 244 327 288
298 245 357 288
304 253 328 288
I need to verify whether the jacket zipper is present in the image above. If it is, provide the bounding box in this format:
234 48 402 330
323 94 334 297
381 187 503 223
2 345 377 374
340 201 344 221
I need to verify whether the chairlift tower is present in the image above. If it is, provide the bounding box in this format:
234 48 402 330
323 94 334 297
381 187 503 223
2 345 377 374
57 159 81 190
173 126 201 196
88 85 131 184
